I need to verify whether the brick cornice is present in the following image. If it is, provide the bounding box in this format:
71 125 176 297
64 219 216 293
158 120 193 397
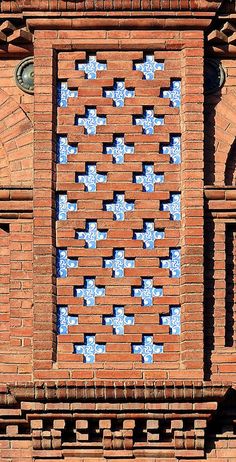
0 0 223 13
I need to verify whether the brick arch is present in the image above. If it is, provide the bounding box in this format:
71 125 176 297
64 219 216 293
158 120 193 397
214 92 236 186
0 88 33 187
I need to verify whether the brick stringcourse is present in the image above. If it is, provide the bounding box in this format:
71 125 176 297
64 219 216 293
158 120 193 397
0 382 230 459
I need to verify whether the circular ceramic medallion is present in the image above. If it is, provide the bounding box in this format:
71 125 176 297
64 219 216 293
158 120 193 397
15 57 34 94
205 59 225 95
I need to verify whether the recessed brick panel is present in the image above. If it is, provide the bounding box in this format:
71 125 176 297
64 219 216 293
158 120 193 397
55 49 182 374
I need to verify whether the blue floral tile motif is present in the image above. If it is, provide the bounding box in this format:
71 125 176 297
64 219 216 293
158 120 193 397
132 278 163 306
160 248 181 278
104 193 134 221
57 81 78 108
161 135 181 165
134 221 164 249
74 335 106 363
132 335 163 363
76 54 107 79
161 80 181 108
160 193 181 221
75 108 106 135
57 305 78 335
133 109 164 135
161 306 181 335
56 193 77 221
103 80 135 107
74 278 105 306
134 164 164 192
104 136 134 164
134 54 164 80
104 249 135 278
76 164 107 192
103 306 134 335
76 221 107 248
56 249 78 278
56 136 77 164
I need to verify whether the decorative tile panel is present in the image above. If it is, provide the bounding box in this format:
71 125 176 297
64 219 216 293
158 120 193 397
161 306 181 335
104 193 135 221
57 81 78 107
76 164 107 192
133 55 164 80
103 80 135 107
132 278 163 306
57 306 79 334
134 221 165 249
160 193 181 221
75 108 106 134
56 249 78 278
103 306 134 335
74 335 106 363
74 278 105 306
104 136 134 164
76 54 107 79
104 249 135 278
56 193 77 221
56 136 77 164
76 221 107 248
161 80 181 108
133 108 164 134
160 248 181 278
161 135 181 164
132 335 163 363
134 164 164 192
56 50 182 372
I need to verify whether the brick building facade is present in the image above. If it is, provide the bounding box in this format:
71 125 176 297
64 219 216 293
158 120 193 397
0 0 235 460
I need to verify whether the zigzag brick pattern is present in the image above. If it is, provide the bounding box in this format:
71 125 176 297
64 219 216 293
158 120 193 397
55 50 182 374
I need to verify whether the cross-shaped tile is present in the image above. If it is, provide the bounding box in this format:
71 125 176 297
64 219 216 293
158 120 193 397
133 54 164 80
161 80 181 108
103 80 135 107
103 306 134 335
104 249 135 278
56 136 77 164
76 221 107 248
160 306 181 335
76 54 107 79
74 277 105 306
134 164 164 192
76 163 107 192
75 108 106 135
74 335 106 363
57 305 78 335
132 278 163 306
133 109 164 134
104 136 134 164
161 135 181 164
134 220 165 249
104 193 134 221
132 335 163 363
56 249 78 278
160 248 181 278
56 193 77 221
160 193 181 221
57 81 78 107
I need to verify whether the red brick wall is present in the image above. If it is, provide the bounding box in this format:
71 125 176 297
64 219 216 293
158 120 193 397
0 3 235 462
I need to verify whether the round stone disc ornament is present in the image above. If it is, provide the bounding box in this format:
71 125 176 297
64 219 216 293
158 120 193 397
15 57 34 94
204 59 225 95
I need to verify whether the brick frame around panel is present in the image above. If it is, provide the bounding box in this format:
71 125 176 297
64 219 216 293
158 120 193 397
33 29 204 381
